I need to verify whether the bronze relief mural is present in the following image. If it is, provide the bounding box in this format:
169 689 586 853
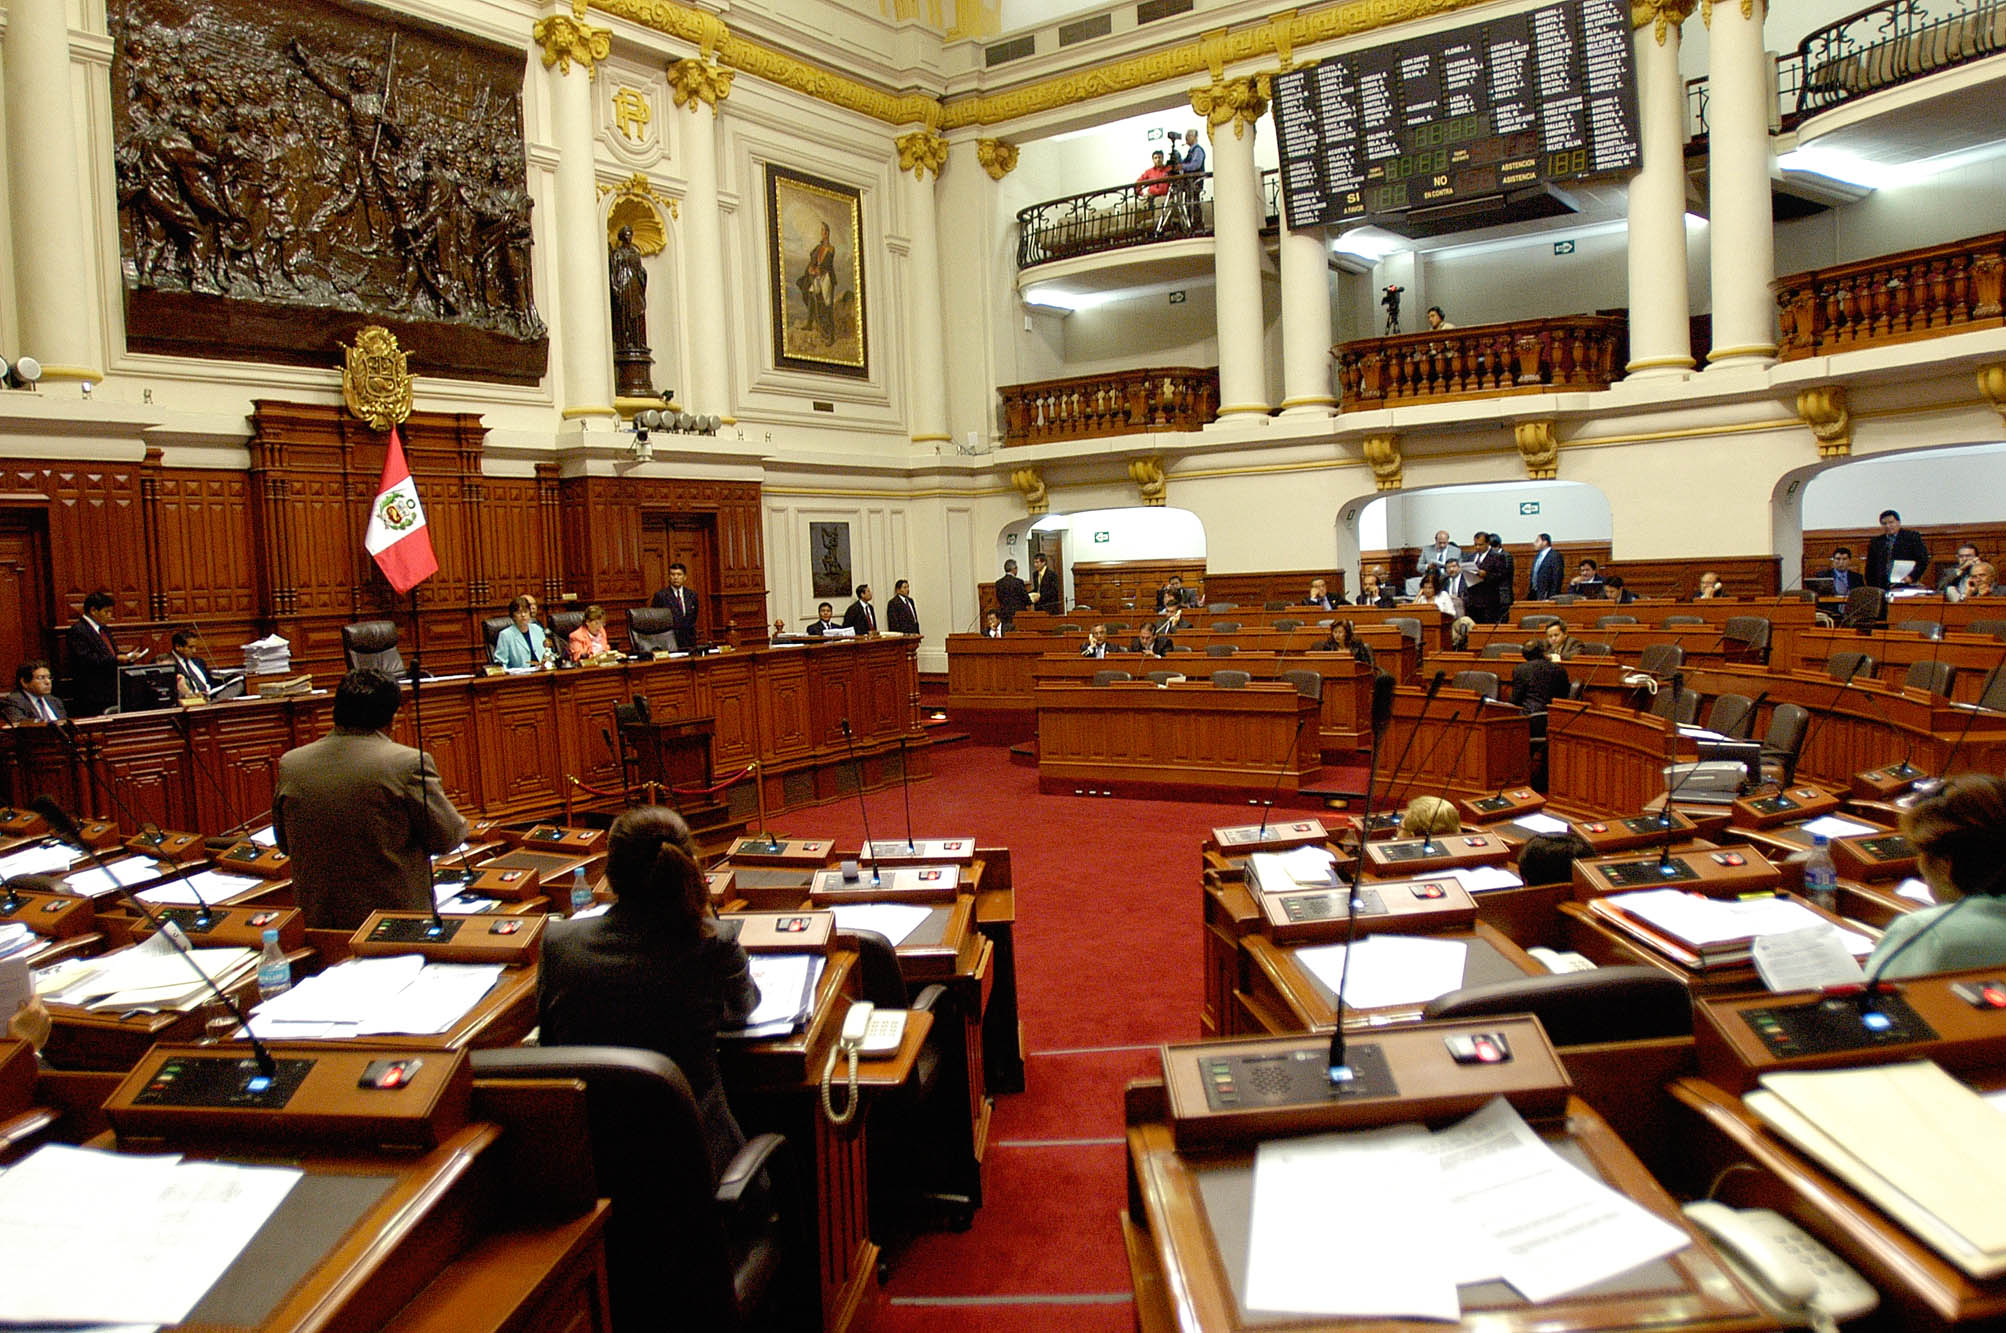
111 0 548 383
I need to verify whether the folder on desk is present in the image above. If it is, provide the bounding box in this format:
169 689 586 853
1746 1060 2006 1277
1585 889 1871 970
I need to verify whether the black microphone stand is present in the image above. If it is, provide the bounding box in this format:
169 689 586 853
372 593 458 944
1254 715 1312 842
838 719 881 885
897 733 918 854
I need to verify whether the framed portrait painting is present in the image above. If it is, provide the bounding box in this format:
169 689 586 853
767 166 869 379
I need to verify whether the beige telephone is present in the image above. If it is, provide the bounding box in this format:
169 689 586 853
1683 1202 1877 1330
818 1002 906 1125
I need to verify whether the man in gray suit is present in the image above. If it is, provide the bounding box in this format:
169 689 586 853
273 668 468 930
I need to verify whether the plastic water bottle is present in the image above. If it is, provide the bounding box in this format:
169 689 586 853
1804 834 1838 914
257 928 291 1001
570 868 594 914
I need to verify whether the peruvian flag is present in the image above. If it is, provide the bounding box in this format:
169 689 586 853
364 427 438 593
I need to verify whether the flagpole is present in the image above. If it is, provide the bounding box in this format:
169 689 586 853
405 584 441 925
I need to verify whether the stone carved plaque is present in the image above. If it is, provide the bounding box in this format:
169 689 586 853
111 0 548 383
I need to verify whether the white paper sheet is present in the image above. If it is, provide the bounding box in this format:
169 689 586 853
1896 876 1936 904
829 902 933 947
1611 889 1874 956
1514 811 1571 834
1440 865 1525 893
63 858 163 896
136 869 262 907
1246 1123 1461 1319
37 930 256 1013
0 955 30 1018
246 956 499 1039
0 1144 300 1325
1801 815 1877 839
249 824 277 846
1752 925 1867 992
0 842 78 879
723 954 824 1037
1293 934 1469 1010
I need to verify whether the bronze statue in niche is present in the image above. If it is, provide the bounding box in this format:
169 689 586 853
110 0 548 383
609 225 654 399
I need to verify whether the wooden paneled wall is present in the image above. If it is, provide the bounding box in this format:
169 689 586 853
1360 542 1781 601
1803 523 2006 587
8 402 766 689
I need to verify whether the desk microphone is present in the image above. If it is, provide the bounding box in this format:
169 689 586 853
1362 670 1447 833
32 795 277 1078
896 733 918 854
1254 713 1312 841
1327 671 1398 1085
1879 615 1951 786
1915 687 1990 801
837 719 881 885
1414 715 1477 856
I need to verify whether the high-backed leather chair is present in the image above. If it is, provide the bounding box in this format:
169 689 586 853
1144 669 1181 685
1205 643 1238 657
340 620 404 676
1272 619 1302 631
1895 619 1944 640
1596 614 1638 628
1840 586 1886 628
627 606 679 654
1480 642 1519 659
1980 663 2006 712
480 615 514 659
1210 621 1242 634
1661 615 1706 627
1636 643 1684 678
1574 640 1613 656
469 1046 797 1331
1721 615 1771 663
1091 669 1131 686
1421 966 1691 1045
1760 703 1812 784
1904 660 1956 698
1210 669 1251 689
550 610 587 644
1705 692 1757 739
1451 669 1500 702
1827 650 1876 682
1520 614 1561 630
1280 668 1321 700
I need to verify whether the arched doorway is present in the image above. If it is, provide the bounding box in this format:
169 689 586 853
996 506 1207 609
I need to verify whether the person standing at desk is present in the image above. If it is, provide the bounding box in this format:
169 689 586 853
273 668 468 930
886 578 920 635
66 589 147 716
1864 775 2006 979
492 595 552 668
842 585 878 635
538 805 760 1179
1510 640 1570 737
1028 553 1061 615
993 560 1030 628
1526 533 1564 601
650 562 701 644
2 661 66 724
1866 508 1929 589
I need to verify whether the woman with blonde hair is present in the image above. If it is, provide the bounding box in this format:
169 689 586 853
1399 794 1461 839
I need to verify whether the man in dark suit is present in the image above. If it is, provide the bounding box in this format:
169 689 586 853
805 602 840 635
272 669 468 930
1492 533 1515 621
2 661 66 725
1155 574 1194 611
886 578 920 635
994 560 1030 627
169 630 234 701
1302 578 1334 610
1825 546 1857 596
66 589 147 716
649 562 701 643
1462 530 1506 624
1130 623 1169 656
1079 624 1109 658
842 584 878 634
1866 509 1929 589
981 610 1005 638
1525 533 1564 601
1028 553 1061 614
1510 641 1571 737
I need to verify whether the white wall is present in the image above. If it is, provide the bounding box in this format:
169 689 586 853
1366 480 1614 551
1802 441 2006 528
1776 143 2006 274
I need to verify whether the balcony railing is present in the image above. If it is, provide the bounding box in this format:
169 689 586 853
1797 0 2006 116
999 366 1218 446
1773 230 2006 360
1015 170 1283 269
1334 316 1627 411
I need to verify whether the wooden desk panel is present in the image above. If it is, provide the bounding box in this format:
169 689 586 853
1545 700 1678 816
1794 625 2005 704
1378 686 1532 804
1035 683 1320 794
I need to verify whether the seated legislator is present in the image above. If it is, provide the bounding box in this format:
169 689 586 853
1864 775 2006 980
1079 624 1111 659
1517 831 1593 886
1825 546 1858 596
567 604 615 662
1937 544 1982 599
169 630 228 700
1303 577 1334 610
1600 575 1635 604
1567 558 1605 595
1155 574 1196 611
981 609 1005 638
805 602 839 635
1965 562 1996 598
1510 640 1571 729
1317 619 1375 664
1543 620 1584 662
538 805 760 1179
1693 570 1726 600
1356 571 1399 607
492 595 552 668
273 668 469 930
1130 622 1169 656
2 661 66 725
1399 795 1462 839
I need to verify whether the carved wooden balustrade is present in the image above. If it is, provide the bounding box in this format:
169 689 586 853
1773 231 2006 361
1333 316 1627 411
999 366 1219 446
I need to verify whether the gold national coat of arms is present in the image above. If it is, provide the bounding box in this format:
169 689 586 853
341 326 415 431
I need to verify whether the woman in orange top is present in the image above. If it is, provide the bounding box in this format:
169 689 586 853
568 604 612 662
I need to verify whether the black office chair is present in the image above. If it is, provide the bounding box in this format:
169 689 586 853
480 615 514 658
1053 623 1081 633
1675 689 1702 725
1279 668 1322 700
1263 600 1289 611
1386 617 1423 649
1575 641 1613 656
1661 615 1706 628
1904 660 1956 698
1070 605 1095 614
1207 602 1238 612
1760 702 1812 784
1421 966 1692 1045
1975 662 2006 713
1104 621 1130 633
1210 669 1251 689
1721 615 1771 663
550 610 587 643
1637 644 1684 678
1480 642 1519 659
469 1046 797 1332
1520 614 1561 630
1705 692 1757 739
1596 614 1637 628
341 620 405 676
1840 586 1886 628
1895 620 1944 640
1205 643 1238 658
1091 669 1131 686
1450 669 1501 702
1826 650 1876 682
1551 594 1579 605
627 606 679 654
1144 670 1181 685
1210 621 1242 634
1968 619 2006 641
1272 619 1302 632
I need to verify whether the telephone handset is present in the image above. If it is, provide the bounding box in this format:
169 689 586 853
818 1002 907 1125
1682 1201 1877 1330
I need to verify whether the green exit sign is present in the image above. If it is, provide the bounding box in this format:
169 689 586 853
1519 501 1541 515
1553 240 1575 255
1094 531 1111 543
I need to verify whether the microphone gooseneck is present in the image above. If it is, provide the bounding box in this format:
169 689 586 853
838 719 880 885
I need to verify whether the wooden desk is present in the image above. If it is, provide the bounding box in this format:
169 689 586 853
1379 685 1532 804
1235 925 1543 1035
1793 625 2006 704
1035 682 1320 796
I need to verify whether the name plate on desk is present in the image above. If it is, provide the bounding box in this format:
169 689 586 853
809 865 961 904
135 906 304 951
1211 819 1329 852
0 887 92 938
213 841 291 879
1461 788 1545 824
1572 809 1697 854
349 911 544 966
1733 785 1842 830
727 837 834 867
1159 1019 1569 1150
105 1043 473 1152
1364 833 1510 877
1259 878 1477 943
720 910 834 953
508 824 606 853
860 838 976 865
1831 832 1917 881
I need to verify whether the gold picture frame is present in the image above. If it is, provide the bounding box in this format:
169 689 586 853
766 165 868 379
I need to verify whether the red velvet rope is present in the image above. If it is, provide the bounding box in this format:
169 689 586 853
670 763 756 800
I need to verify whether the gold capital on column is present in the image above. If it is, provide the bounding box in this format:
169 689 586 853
1361 433 1403 491
533 14 612 76
1189 74 1270 141
976 139 1019 180
1010 467 1049 515
668 56 734 112
1979 364 2006 427
1127 456 1167 506
1513 420 1560 480
1795 385 1852 457
1699 0 1758 27
896 130 950 181
1631 0 1696 43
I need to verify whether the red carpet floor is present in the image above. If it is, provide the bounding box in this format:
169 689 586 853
773 741 1290 1329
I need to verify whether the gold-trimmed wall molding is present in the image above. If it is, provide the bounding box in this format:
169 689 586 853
1631 0 1696 42
976 139 1019 180
1513 420 1559 480
896 130 951 180
586 0 1491 129
1699 0 1758 27
534 13 613 77
667 54 734 112
1127 456 1168 506
598 174 678 252
1796 385 1852 458
1977 364 2006 428
1010 466 1049 515
1361 433 1402 491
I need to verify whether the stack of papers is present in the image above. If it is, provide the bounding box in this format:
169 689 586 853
1245 1098 1688 1318
1294 934 1469 1010
1748 1061 2006 1277
829 902 933 947
63 857 164 899
245 955 501 1040
1514 811 1572 835
721 954 824 1039
0 1144 303 1326
0 922 38 962
36 929 256 1012
1438 865 1524 893
136 869 261 907
1587 889 1873 969
241 633 292 676
1800 814 1877 839
1247 846 1338 895
0 839 78 879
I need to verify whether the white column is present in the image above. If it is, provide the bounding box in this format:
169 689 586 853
897 132 949 447
940 138 1011 451
1277 211 1334 416
4 0 100 381
535 11 616 421
1705 0 1777 369
1625 2 1697 377
1197 78 1271 420
670 58 734 421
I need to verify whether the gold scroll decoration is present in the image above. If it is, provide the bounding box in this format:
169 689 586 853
341 326 414 431
1010 466 1049 515
976 139 1019 180
1128 456 1168 506
1361 433 1403 491
896 130 950 181
1796 385 1852 458
1513 420 1559 480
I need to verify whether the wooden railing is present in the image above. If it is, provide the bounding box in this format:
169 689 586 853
999 366 1218 446
1333 316 1627 411
1773 231 2005 360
